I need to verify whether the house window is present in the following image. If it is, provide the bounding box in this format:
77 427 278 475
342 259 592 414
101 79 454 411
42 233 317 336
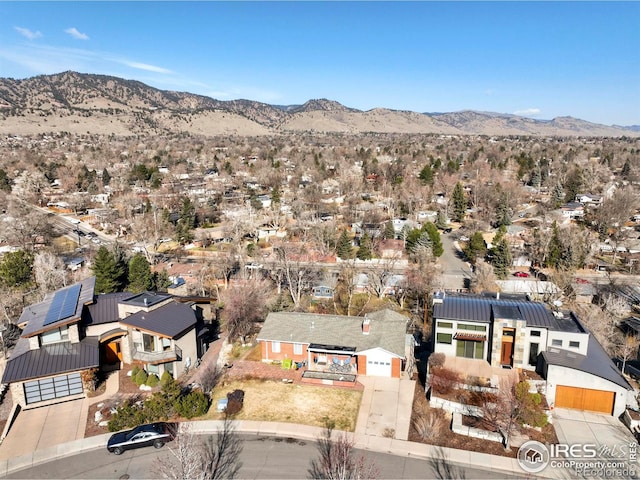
293 343 303 355
551 339 562 347
456 340 483 359
438 321 453 329
40 326 69 345
569 341 580 348
530 330 541 337
436 333 452 344
147 363 160 375
458 324 486 332
272 341 281 353
529 343 539 366
143 333 156 352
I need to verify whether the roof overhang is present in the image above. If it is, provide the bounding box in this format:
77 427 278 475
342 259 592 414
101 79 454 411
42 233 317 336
308 343 356 355
454 332 487 341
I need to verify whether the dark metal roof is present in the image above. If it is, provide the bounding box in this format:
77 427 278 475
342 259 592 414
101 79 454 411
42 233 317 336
542 335 632 390
1 337 99 384
119 301 197 338
85 292 132 325
432 294 582 332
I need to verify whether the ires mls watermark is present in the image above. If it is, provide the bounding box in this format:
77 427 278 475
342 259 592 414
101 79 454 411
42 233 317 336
517 440 638 477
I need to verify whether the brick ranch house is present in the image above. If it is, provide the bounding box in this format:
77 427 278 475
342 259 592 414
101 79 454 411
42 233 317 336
257 309 410 379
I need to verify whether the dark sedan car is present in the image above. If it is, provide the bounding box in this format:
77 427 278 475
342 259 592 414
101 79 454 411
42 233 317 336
107 422 176 455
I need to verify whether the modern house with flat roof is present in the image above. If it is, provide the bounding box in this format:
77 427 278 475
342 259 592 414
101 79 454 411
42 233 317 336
431 292 634 416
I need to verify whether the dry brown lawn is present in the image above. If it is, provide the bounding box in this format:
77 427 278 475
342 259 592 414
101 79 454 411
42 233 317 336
207 379 362 431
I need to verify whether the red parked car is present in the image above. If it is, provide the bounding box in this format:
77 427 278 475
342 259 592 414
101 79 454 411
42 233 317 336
513 271 530 278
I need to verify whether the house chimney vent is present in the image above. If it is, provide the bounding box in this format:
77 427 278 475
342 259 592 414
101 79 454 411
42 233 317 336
144 298 148 306
362 317 371 335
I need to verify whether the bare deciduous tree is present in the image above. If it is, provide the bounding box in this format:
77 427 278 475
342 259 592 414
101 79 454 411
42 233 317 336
219 279 271 343
308 422 379 480
157 418 243 480
33 251 67 295
469 259 498 293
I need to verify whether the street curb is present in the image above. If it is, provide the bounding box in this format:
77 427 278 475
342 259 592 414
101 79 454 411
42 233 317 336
0 421 537 478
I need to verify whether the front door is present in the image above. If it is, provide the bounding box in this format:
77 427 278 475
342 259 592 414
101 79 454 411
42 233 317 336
106 341 122 363
501 328 515 366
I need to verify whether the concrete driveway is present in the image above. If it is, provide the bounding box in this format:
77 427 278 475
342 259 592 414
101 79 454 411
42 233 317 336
551 407 638 475
355 376 415 440
0 398 86 461
553 408 635 449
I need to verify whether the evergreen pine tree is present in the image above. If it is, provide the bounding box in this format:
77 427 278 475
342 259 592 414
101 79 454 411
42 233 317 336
0 250 34 288
418 164 434 185
546 221 563 268
492 237 512 279
435 210 448 229
356 233 373 260
464 232 487 264
423 222 443 257
494 191 512 227
451 182 466 223
621 159 631 179
102 168 111 186
92 246 126 293
383 220 396 240
337 230 353 259
552 183 565 209
128 254 153 293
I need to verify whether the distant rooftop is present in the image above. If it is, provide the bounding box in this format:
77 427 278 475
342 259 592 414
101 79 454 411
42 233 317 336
120 292 171 308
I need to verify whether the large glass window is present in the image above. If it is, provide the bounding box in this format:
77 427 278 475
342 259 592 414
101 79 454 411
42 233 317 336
456 340 483 359
437 321 453 329
293 343 303 355
436 333 453 344
551 339 562 347
40 327 69 345
272 341 281 353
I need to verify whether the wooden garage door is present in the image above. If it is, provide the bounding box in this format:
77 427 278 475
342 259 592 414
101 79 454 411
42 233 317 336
555 385 614 414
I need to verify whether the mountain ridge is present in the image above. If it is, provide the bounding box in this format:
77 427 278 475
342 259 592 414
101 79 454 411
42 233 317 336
0 71 636 137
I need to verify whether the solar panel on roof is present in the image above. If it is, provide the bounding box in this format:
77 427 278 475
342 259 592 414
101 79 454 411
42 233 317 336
43 284 82 326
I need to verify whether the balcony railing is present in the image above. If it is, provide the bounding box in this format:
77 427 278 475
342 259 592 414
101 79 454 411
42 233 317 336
132 345 182 364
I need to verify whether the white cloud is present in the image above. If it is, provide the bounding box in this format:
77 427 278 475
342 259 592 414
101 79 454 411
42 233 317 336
120 60 172 74
15 27 42 40
513 108 541 117
65 27 89 40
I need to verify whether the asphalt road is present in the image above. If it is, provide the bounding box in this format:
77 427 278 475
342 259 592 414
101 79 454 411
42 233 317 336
5 435 516 479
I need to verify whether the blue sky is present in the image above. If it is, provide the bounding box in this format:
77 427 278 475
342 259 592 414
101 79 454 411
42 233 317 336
1 1 638 125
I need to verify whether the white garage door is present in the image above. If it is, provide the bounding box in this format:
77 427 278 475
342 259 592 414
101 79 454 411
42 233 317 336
367 359 391 376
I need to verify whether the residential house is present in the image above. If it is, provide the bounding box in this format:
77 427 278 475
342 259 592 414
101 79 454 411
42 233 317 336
431 292 634 416
575 194 603 206
2 279 203 408
559 202 585 219
257 309 409 379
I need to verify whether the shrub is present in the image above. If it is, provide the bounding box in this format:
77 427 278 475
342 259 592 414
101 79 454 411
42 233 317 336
131 365 140 378
174 391 210 419
108 399 147 432
146 373 159 388
160 370 173 388
133 369 148 386
225 389 245 415
429 367 461 395
428 352 446 369
412 407 447 441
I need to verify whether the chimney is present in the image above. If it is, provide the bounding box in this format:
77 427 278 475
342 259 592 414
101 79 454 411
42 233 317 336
496 292 500 300
144 297 148 306
362 317 371 335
